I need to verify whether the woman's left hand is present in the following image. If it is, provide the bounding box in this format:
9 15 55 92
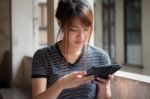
94 75 114 99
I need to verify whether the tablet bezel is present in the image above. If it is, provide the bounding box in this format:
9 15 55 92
86 64 121 79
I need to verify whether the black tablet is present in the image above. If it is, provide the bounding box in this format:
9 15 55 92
86 64 121 79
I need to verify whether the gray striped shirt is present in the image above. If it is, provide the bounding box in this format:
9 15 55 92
32 41 111 99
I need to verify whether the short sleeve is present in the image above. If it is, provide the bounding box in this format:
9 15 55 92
101 50 111 65
87 46 111 66
32 49 47 78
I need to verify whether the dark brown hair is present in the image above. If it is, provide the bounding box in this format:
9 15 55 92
56 0 93 41
55 0 93 66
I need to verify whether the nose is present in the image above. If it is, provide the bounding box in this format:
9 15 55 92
77 31 85 40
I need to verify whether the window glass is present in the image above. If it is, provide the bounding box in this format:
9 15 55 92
125 0 142 65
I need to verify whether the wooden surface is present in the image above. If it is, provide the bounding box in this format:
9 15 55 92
14 56 150 99
111 76 150 99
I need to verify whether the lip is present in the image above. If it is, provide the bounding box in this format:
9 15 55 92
75 41 85 45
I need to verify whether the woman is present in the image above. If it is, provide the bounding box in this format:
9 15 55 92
32 0 113 99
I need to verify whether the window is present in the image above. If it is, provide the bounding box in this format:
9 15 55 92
33 0 48 47
39 3 47 30
124 0 142 66
102 0 116 63
38 2 47 46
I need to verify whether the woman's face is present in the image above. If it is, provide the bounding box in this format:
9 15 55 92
65 18 91 49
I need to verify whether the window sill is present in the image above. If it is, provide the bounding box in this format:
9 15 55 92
114 71 150 83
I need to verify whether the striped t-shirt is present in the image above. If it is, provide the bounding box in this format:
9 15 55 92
32 41 111 99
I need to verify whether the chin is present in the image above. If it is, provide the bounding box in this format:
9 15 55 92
75 44 84 48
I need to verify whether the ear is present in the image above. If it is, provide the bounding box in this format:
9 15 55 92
57 19 65 33
57 19 62 27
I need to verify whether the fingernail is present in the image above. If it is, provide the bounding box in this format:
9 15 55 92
96 77 100 80
77 75 82 78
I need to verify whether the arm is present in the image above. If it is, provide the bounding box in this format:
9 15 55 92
32 78 63 99
32 71 94 99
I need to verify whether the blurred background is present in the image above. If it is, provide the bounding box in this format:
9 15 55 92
0 0 150 99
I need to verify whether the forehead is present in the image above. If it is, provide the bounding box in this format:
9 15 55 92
70 17 88 28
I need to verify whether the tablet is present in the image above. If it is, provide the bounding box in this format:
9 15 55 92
86 64 121 79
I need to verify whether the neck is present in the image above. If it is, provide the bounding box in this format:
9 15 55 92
59 41 83 55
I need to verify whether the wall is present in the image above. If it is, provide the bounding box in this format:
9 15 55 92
111 76 150 99
94 0 103 48
11 0 34 86
142 0 150 75
33 0 40 51
115 0 124 65
0 0 11 87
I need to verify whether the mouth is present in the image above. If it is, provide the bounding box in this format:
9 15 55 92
75 41 85 45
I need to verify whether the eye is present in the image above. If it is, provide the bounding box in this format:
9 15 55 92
84 28 89 31
70 28 79 32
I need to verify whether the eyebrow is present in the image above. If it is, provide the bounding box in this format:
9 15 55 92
70 25 80 28
70 25 90 29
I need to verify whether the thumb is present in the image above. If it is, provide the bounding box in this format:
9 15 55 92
75 71 87 78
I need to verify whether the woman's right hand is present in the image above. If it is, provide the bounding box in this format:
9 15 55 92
56 71 94 89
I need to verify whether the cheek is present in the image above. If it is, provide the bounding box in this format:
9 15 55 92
68 33 76 41
85 32 90 38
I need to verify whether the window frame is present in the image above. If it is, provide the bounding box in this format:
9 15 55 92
124 0 143 67
102 0 116 63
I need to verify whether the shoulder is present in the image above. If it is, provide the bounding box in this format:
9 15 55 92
33 45 53 58
87 45 109 56
87 45 111 64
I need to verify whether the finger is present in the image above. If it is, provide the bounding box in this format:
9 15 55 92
75 71 87 79
76 71 87 76
82 75 95 82
108 75 114 80
93 80 100 85
96 77 109 83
